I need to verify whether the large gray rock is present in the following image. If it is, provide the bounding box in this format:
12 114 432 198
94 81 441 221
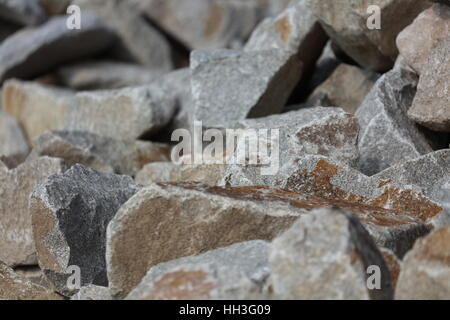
57 61 165 90
106 183 310 297
0 157 66 267
396 226 450 299
0 0 46 26
29 131 171 176
126 241 270 300
269 208 393 300
0 14 115 83
396 4 450 74
0 110 29 159
130 0 269 50
30 165 141 296
222 107 359 187
73 0 172 71
191 49 302 128
356 68 432 176
408 38 450 132
305 0 432 71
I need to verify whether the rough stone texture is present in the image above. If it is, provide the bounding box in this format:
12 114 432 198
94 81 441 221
73 0 172 71
13 265 53 289
29 131 171 176
57 61 166 90
106 183 309 297
309 64 379 114
30 165 141 296
135 162 181 185
396 4 450 74
126 241 270 300
38 0 69 15
131 0 269 50
305 0 432 72
0 110 29 159
0 14 115 83
191 49 302 128
245 0 327 70
408 38 450 132
2 80 75 143
396 226 450 299
269 208 393 300
71 285 113 300
379 247 401 289
222 107 359 186
0 262 62 300
356 68 432 176
65 85 177 140
0 157 66 267
0 0 46 26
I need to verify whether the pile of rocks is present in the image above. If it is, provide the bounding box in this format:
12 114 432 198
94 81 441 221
0 0 449 300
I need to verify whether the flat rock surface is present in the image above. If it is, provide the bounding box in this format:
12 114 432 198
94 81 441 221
30 165 141 296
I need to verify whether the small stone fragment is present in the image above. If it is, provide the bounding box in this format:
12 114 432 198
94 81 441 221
269 208 393 300
396 4 450 74
30 165 141 296
0 110 29 159
309 64 379 114
126 241 270 300
29 131 171 176
0 157 66 267
71 285 113 300
191 49 302 128
57 61 165 90
396 226 450 299
0 0 46 26
0 262 62 300
407 38 450 132
356 68 432 175
0 14 115 83
106 183 308 297
73 0 172 71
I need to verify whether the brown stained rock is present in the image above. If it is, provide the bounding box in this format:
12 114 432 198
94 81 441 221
0 262 62 300
29 131 171 176
106 183 307 297
308 64 379 114
0 157 67 267
269 208 393 300
396 4 450 74
396 226 450 299
408 38 450 132
379 248 401 289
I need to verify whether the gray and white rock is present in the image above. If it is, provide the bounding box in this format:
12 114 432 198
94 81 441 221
57 61 166 90
0 157 66 267
222 107 359 187
396 225 450 299
0 0 46 26
0 262 61 300
73 0 173 71
305 0 433 71
356 68 432 175
71 285 113 300
126 240 270 300
269 208 393 300
396 4 450 74
408 38 450 132
29 131 171 176
191 49 302 128
0 110 29 159
30 165 141 296
0 14 115 83
106 183 309 297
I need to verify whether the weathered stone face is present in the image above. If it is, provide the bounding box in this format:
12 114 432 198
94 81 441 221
396 226 450 299
30 165 142 296
408 38 450 132
0 14 115 83
191 49 302 129
0 157 66 267
126 240 270 300
269 208 393 300
0 110 29 159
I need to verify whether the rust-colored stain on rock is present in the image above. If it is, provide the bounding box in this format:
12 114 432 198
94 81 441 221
275 16 291 44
